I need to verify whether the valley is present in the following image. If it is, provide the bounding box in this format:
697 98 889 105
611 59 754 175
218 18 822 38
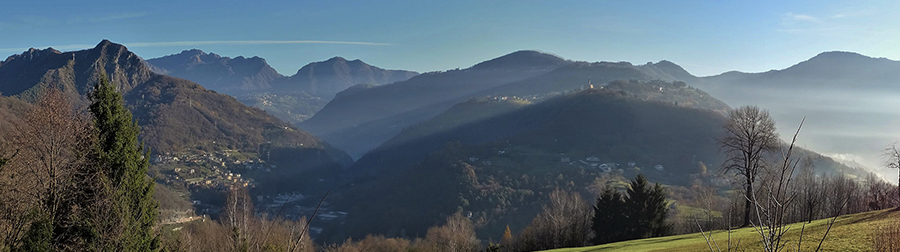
1 37 898 251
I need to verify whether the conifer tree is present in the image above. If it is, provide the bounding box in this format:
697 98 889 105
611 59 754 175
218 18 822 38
625 174 670 238
591 174 670 245
89 74 159 251
591 186 627 244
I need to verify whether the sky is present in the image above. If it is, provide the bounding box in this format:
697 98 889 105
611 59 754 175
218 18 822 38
1 0 899 77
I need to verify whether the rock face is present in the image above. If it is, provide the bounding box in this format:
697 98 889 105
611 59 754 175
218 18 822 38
0 40 154 102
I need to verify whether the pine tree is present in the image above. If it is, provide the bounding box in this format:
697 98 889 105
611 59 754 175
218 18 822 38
591 186 627 244
625 174 671 238
591 174 670 245
89 74 159 251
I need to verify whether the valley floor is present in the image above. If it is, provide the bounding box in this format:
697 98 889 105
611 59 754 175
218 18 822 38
544 208 900 252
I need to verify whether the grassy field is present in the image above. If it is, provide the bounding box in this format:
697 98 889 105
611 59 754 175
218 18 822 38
544 208 899 252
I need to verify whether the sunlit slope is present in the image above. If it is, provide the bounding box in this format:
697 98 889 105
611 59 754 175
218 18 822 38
544 208 899 252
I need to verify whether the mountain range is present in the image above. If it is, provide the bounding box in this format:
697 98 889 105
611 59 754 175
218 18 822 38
690 51 900 171
146 49 284 92
298 51 701 158
146 50 419 124
0 40 351 172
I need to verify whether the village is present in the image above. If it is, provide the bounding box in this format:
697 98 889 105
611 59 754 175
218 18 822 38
152 150 265 191
150 149 348 238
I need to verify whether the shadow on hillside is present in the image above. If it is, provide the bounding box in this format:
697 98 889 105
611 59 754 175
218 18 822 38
847 207 899 225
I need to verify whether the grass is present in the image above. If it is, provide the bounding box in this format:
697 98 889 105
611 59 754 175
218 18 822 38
544 208 900 252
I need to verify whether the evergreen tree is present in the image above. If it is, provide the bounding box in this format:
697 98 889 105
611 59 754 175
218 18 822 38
591 174 670 245
89 74 159 251
625 174 671 238
591 186 628 244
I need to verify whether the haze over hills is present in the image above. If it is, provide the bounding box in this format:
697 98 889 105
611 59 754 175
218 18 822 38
299 51 702 158
690 51 900 176
0 40 352 172
352 80 729 177
274 56 419 100
327 85 864 242
298 50 570 158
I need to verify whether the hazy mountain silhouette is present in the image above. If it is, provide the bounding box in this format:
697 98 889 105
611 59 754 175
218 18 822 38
298 50 570 157
701 51 900 90
300 51 702 158
146 49 285 93
274 56 419 100
691 51 900 173
147 51 417 124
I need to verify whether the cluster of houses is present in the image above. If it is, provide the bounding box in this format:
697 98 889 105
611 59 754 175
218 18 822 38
152 150 274 190
561 154 666 173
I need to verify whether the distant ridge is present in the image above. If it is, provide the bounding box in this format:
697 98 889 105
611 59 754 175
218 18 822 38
274 56 419 100
701 51 900 89
146 49 285 93
146 51 419 124
469 50 568 71
300 51 703 158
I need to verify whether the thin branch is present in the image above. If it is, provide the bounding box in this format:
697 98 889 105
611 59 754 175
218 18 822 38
289 190 329 252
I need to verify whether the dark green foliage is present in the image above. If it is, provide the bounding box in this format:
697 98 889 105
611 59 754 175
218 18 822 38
89 74 159 251
591 187 628 244
19 212 52 252
592 174 671 245
625 174 671 238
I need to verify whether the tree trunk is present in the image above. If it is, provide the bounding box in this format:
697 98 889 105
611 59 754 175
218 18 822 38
743 183 752 227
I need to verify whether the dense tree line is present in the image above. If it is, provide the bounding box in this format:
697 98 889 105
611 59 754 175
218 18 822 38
498 175 670 251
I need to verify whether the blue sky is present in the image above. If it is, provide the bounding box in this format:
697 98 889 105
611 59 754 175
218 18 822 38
1 0 898 76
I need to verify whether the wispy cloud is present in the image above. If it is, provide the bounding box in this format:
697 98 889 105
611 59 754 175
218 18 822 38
785 12 820 22
0 40 392 53
831 9 876 19
125 40 393 47
88 12 148 23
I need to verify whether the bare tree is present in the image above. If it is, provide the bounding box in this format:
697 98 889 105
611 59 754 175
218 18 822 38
323 235 411 252
0 89 93 249
514 188 592 251
747 119 803 252
883 143 900 201
414 212 480 252
222 186 255 251
796 156 822 223
720 106 779 227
